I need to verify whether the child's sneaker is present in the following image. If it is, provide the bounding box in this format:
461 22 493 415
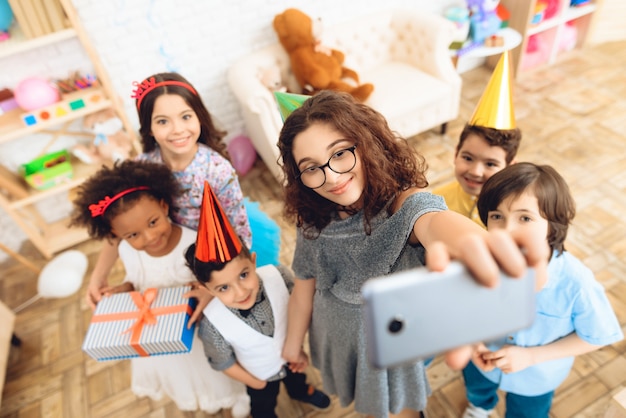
293 384 331 410
462 403 493 418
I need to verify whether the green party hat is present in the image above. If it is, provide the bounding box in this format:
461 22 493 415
469 51 516 130
273 91 310 122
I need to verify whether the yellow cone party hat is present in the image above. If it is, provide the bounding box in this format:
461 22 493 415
274 91 310 122
469 51 516 129
195 181 242 263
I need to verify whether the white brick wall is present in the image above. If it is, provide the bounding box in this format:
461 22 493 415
0 0 456 260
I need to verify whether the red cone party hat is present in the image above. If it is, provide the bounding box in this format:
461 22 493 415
195 181 242 263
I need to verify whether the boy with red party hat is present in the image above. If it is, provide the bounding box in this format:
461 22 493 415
185 181 330 418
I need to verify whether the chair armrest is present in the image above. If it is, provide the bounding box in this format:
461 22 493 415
227 46 282 119
227 45 290 181
391 10 461 87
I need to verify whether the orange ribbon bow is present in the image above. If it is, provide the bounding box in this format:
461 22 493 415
91 288 191 357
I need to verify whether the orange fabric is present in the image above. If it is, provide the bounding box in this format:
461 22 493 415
91 288 192 357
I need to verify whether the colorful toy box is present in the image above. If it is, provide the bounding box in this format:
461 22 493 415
82 286 197 361
467 0 502 44
20 150 73 191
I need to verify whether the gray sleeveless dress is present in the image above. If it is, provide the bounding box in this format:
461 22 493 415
292 192 447 418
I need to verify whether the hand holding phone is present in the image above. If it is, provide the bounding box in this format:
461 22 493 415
361 261 535 369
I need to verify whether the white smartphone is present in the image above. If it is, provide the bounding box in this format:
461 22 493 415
361 261 536 369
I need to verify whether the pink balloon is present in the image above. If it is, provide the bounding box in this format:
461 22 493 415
14 77 60 111
227 135 257 175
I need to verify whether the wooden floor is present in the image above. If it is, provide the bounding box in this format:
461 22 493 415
2 41 626 417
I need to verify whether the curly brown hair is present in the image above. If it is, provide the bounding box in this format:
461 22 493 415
457 124 522 164
477 162 576 255
134 72 228 159
70 160 182 240
277 90 429 237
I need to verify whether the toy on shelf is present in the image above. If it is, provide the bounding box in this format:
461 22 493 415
559 22 578 52
544 0 560 19
54 71 99 94
484 34 505 47
6 0 68 39
71 108 133 165
445 6 471 45
20 149 73 191
14 77 60 112
19 88 104 127
0 88 19 115
467 0 502 44
531 0 549 25
520 32 551 70
495 2 510 27
0 0 12 41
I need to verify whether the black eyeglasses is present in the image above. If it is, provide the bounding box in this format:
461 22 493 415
296 145 357 189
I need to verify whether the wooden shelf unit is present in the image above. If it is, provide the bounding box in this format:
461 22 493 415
0 0 140 259
0 87 112 144
0 27 76 59
492 0 604 77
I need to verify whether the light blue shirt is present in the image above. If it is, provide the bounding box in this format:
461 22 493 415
477 251 623 396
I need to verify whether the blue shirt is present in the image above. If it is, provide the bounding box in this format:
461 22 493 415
477 251 623 396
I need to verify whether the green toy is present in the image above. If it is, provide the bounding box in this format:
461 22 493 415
21 149 73 190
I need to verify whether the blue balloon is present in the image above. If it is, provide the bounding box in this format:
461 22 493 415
0 0 14 32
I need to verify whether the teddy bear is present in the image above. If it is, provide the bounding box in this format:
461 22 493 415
72 108 134 165
272 8 373 102
257 64 287 93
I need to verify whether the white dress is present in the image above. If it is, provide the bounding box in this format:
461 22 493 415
119 225 250 417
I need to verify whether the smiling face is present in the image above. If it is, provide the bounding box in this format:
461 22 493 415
454 133 508 197
110 195 178 257
292 123 364 210
203 253 259 310
150 94 200 160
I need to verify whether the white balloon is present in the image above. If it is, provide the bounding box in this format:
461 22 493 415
38 250 88 298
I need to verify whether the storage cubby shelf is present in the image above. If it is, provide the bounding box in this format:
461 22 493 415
0 27 76 59
0 0 140 259
494 0 603 76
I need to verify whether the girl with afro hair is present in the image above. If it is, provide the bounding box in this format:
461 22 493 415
71 159 250 417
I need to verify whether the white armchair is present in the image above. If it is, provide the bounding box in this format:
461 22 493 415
228 9 462 182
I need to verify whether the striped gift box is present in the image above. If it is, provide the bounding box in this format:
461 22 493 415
82 286 197 361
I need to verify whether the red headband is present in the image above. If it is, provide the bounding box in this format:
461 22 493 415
130 77 198 109
89 186 150 218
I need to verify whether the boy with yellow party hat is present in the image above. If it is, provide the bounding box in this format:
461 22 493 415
185 181 330 418
433 51 521 227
